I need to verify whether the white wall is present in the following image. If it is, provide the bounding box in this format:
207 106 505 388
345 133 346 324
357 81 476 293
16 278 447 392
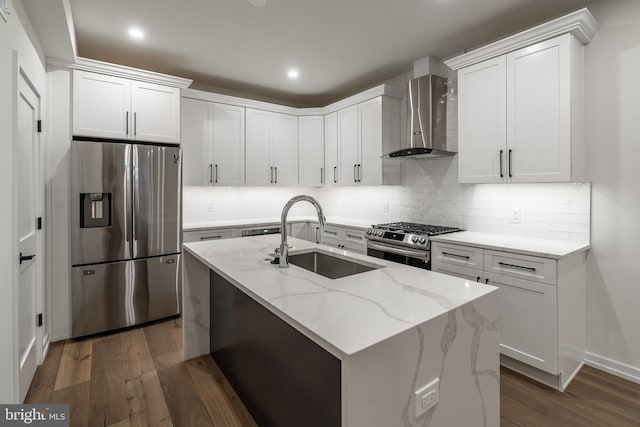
584 0 640 382
0 0 46 404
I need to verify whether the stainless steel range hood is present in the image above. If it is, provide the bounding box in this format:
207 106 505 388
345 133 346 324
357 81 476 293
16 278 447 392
384 74 455 159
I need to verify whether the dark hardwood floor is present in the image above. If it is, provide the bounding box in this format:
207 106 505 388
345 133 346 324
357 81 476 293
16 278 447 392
26 319 640 426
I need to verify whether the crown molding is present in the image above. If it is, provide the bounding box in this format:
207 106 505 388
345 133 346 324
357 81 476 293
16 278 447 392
444 8 599 71
67 57 192 88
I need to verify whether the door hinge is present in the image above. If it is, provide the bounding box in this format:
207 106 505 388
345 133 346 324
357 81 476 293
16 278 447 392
37 217 42 230
36 313 43 327
37 120 42 133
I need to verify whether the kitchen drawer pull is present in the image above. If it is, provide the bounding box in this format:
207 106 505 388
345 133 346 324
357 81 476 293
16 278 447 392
333 166 337 183
320 167 324 184
485 278 489 284
325 230 338 235
508 149 513 177
214 164 218 183
315 227 320 243
353 164 357 182
499 149 504 178
357 164 361 182
270 167 273 184
476 276 481 282
346 234 362 239
200 235 222 240
442 251 470 260
498 261 536 272
209 164 213 183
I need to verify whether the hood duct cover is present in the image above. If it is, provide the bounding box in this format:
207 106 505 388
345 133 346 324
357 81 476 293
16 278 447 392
384 74 455 159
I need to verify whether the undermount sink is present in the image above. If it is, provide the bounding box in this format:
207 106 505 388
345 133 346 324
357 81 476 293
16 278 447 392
287 250 383 279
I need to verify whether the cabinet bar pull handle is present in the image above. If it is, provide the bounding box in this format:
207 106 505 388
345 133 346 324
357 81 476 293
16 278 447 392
508 149 512 178
358 164 361 182
325 230 338 235
209 164 213 183
320 167 324 184
333 166 337 183
134 112 137 136
274 166 278 183
126 111 129 135
442 251 470 260
346 234 361 239
498 261 536 272
200 235 222 240
499 149 504 178
270 167 273 184
315 227 320 243
214 164 218 183
485 278 490 284
476 276 481 282
354 164 357 182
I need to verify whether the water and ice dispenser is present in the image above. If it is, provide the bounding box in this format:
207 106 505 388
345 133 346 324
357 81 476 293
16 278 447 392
79 192 112 228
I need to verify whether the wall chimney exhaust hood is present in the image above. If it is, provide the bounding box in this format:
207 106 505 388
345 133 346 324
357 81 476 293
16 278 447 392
384 74 455 159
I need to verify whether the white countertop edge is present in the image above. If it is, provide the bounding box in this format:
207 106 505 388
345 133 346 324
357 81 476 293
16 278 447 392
430 231 590 259
183 216 376 231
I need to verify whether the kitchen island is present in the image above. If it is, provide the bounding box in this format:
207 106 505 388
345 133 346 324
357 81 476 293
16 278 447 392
182 235 500 427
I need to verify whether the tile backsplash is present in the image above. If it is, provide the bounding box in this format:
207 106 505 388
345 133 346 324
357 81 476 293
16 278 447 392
184 157 590 243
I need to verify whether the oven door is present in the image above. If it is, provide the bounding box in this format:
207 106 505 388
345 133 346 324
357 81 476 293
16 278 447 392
366 241 431 270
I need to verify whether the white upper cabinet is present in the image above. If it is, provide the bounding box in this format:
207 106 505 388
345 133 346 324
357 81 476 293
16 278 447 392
73 71 131 139
298 116 325 186
73 70 181 143
181 97 210 185
212 103 245 186
337 96 401 186
131 81 181 143
448 9 598 184
324 112 339 186
245 109 298 186
458 57 507 183
181 98 244 186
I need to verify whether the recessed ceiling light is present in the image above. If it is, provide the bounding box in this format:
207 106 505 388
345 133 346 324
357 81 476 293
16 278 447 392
128 28 145 40
248 0 266 7
287 69 299 79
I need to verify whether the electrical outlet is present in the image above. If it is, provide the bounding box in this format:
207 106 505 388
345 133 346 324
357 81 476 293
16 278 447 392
383 202 390 212
207 203 215 213
511 207 521 224
415 378 439 418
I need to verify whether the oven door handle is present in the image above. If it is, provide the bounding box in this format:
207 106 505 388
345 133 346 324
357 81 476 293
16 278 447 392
367 242 428 259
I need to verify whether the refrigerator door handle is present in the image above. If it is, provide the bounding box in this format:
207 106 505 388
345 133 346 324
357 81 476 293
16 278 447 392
132 146 139 256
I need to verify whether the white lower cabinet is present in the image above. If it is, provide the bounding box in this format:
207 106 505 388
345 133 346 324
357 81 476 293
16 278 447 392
432 240 585 391
290 223 311 241
183 228 235 243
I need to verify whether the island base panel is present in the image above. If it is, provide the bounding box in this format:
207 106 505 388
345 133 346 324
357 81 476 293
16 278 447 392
210 271 341 427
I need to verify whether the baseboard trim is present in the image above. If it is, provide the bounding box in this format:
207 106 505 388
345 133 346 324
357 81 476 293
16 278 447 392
585 352 640 384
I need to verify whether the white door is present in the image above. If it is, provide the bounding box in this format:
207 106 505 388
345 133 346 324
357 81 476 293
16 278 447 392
298 115 324 186
272 113 298 186
212 103 245 186
72 70 131 139
324 112 338 186
457 56 507 183
131 81 180 143
358 97 383 185
16 72 40 402
245 109 272 185
181 97 211 185
507 35 571 182
337 105 358 185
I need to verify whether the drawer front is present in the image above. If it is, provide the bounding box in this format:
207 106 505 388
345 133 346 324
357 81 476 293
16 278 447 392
432 242 484 270
183 228 235 243
343 228 366 244
484 250 556 285
322 226 342 241
486 272 558 374
432 261 485 283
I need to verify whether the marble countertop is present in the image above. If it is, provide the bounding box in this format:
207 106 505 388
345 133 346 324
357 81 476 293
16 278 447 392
183 216 376 231
183 234 497 358
430 231 590 259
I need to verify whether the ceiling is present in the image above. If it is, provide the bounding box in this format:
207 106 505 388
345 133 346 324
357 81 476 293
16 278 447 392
69 0 592 106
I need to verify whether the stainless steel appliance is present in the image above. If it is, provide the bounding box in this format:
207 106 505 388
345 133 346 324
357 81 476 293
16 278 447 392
383 74 456 159
70 139 182 337
365 222 462 269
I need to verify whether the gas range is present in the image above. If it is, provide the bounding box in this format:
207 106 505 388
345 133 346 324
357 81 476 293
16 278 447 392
365 222 463 270
365 222 463 250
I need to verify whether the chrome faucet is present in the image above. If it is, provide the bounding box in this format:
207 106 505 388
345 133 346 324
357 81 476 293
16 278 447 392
278 195 326 268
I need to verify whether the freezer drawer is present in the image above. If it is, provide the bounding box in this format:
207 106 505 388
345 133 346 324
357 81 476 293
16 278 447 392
133 144 182 258
71 141 132 265
71 255 181 338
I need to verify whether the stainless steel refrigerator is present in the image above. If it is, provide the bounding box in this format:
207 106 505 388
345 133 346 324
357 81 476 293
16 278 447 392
70 139 182 338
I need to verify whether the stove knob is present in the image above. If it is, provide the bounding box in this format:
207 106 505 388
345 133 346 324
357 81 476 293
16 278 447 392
367 229 372 235
378 230 384 236
411 236 419 243
419 237 426 244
